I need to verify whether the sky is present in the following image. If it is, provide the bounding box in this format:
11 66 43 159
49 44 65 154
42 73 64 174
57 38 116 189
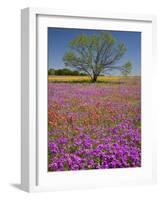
48 27 141 75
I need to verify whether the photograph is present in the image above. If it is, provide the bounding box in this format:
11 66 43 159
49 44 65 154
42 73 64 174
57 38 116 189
47 27 141 172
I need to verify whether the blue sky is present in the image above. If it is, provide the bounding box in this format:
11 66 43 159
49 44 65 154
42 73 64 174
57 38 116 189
48 27 141 75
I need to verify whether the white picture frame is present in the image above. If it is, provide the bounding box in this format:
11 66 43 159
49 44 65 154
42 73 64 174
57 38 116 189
21 7 157 192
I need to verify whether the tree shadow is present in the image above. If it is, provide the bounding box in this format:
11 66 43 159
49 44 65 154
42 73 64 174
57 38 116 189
49 80 125 84
96 80 124 84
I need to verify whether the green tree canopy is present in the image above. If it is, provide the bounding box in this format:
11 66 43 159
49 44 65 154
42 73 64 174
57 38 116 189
63 32 132 81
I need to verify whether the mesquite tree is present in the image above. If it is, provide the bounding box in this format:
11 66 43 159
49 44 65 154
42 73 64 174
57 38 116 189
63 32 132 82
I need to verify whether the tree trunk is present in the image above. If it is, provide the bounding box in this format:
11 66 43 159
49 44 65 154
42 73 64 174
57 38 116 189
92 75 97 82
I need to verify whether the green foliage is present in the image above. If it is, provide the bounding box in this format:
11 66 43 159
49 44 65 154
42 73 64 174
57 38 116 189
121 61 132 76
48 68 55 75
48 68 87 76
63 32 132 82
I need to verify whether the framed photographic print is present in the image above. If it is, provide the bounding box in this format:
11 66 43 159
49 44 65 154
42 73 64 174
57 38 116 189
21 7 156 192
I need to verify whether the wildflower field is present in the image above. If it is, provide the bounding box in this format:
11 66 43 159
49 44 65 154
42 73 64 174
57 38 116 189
48 76 141 171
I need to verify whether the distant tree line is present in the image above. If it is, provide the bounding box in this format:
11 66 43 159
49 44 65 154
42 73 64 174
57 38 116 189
48 68 88 76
